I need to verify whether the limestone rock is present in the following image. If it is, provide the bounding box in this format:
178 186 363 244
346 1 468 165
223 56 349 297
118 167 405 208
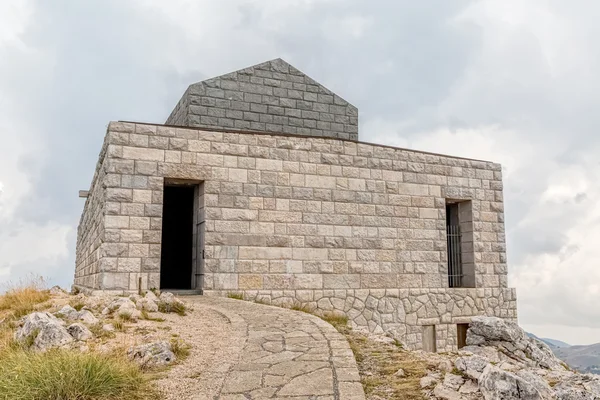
103 297 141 320
421 373 441 389
145 291 159 302
55 305 80 320
455 355 490 380
553 382 595 400
49 285 67 296
393 368 406 378
478 364 543 400
127 341 176 368
433 383 462 400
77 310 99 324
67 323 93 341
159 292 184 307
467 317 565 371
15 312 74 351
136 297 159 312
458 380 479 394
443 373 465 391
514 370 554 399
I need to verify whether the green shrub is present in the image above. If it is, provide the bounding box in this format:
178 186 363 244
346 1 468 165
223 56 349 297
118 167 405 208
0 347 157 399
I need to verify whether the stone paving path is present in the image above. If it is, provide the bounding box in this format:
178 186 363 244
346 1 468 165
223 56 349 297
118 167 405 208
187 297 366 400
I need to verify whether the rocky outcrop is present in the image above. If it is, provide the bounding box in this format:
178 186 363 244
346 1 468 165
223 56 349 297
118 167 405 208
15 312 74 351
127 341 176 368
102 297 142 320
467 317 564 371
55 305 99 324
423 317 600 400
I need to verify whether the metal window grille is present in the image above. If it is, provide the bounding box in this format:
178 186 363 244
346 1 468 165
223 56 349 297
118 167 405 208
447 225 463 288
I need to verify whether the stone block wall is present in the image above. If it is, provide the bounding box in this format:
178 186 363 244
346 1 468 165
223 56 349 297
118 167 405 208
75 138 109 289
74 121 517 351
165 59 359 141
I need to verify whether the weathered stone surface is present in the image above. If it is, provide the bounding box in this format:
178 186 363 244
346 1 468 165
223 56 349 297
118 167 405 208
56 305 80 320
77 310 99 324
67 323 93 341
15 312 74 351
468 316 564 371
128 341 176 368
478 364 543 400
455 355 489 380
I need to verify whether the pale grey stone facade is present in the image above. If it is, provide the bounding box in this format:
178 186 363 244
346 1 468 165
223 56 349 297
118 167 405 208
166 59 358 140
75 60 517 351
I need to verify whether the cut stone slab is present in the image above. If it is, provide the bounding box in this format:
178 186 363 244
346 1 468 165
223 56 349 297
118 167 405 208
277 368 334 396
221 370 262 394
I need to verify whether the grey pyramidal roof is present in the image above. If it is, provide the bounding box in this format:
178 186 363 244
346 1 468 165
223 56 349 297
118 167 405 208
166 58 358 140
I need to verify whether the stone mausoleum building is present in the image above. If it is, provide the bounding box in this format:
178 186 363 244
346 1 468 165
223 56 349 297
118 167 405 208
75 59 517 351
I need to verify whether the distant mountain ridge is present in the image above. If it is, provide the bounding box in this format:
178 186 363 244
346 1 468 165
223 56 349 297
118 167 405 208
527 332 571 349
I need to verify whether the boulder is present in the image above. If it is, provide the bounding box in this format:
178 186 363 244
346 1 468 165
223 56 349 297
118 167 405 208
467 317 565 371
103 297 141 320
433 383 462 400
443 373 465 391
49 285 67 296
455 355 490 380
145 291 159 302
15 312 74 351
553 382 596 400
127 341 176 368
55 305 80 320
159 292 184 307
515 370 554 399
102 323 115 332
67 323 93 341
393 368 406 378
77 310 99 324
136 297 159 312
478 364 544 400
458 380 479 394
421 373 441 389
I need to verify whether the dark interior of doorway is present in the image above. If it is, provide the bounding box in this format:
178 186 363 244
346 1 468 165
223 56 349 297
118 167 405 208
160 185 194 290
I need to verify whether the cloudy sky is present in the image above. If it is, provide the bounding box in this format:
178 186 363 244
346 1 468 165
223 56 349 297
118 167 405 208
1 0 599 345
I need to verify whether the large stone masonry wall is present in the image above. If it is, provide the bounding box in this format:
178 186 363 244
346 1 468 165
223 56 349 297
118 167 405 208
75 121 517 351
75 138 109 289
165 59 359 141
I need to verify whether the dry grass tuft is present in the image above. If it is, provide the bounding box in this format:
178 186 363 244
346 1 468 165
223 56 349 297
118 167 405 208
320 312 349 329
227 292 244 300
335 324 432 400
88 323 116 340
112 320 125 332
69 300 85 311
0 346 158 399
0 278 50 320
170 338 191 361
157 301 187 316
141 310 165 322
290 301 314 314
118 311 136 322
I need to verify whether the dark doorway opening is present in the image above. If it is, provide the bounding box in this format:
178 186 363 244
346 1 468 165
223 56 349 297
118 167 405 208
160 185 195 290
457 323 469 349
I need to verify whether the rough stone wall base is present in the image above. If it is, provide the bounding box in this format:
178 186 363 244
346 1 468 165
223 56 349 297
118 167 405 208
203 287 517 352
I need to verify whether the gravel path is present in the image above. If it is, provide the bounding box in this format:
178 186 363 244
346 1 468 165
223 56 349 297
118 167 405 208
154 301 246 399
162 296 366 400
